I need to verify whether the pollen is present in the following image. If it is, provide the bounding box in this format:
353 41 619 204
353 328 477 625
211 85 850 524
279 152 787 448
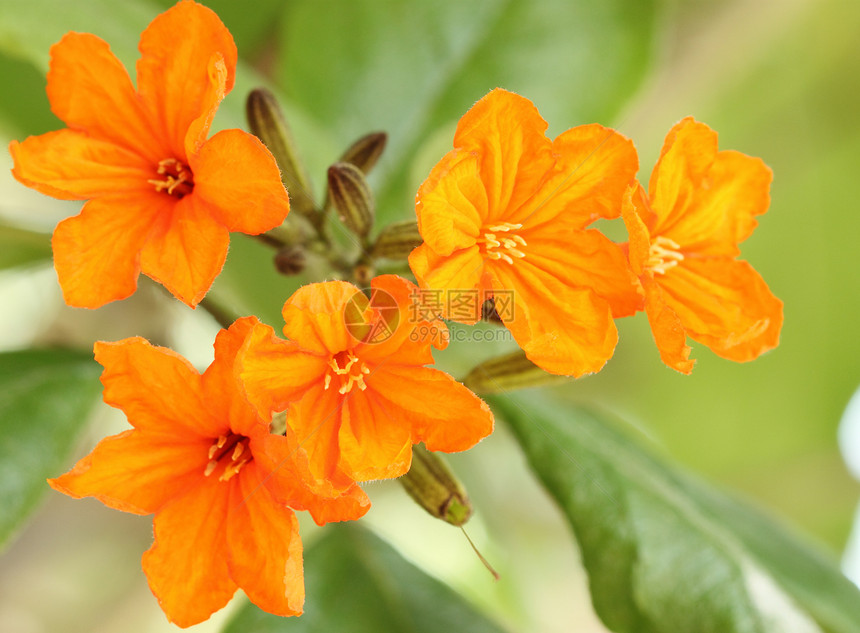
204 432 252 482
647 235 684 275
480 222 526 264
324 352 371 394
148 158 194 198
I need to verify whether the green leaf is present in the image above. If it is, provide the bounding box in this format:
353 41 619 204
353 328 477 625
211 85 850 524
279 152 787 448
0 349 102 551
278 0 660 221
0 224 52 270
222 523 507 633
493 394 860 633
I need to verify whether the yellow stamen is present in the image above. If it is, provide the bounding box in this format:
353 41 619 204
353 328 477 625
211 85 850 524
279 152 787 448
480 222 527 265
219 458 251 482
487 223 523 232
647 236 684 275
148 158 194 197
324 353 370 394
203 432 251 481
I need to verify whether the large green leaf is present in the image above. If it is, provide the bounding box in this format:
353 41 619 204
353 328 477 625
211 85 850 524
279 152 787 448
278 0 660 220
0 349 102 551
222 523 507 633
493 394 860 633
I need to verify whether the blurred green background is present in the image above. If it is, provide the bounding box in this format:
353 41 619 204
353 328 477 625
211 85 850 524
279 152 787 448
0 0 858 631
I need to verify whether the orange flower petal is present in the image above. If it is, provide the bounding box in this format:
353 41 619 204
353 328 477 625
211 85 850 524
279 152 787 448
9 130 154 200
414 150 485 256
452 88 556 221
46 32 162 162
227 466 304 618
136 0 236 157
649 118 772 255
492 264 618 376
357 274 447 365
51 196 165 308
139 195 230 307
407 244 486 323
304 483 371 526
657 258 783 362
48 429 206 515
509 124 638 229
193 129 290 234
620 183 653 276
338 391 413 481
253 432 370 524
285 382 347 484
236 321 328 417
369 366 493 453
94 338 220 438
199 317 267 438
649 117 716 225
142 478 236 628
524 227 642 317
281 281 359 355
640 275 695 374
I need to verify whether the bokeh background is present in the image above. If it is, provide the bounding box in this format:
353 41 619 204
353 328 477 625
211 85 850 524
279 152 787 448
0 0 858 631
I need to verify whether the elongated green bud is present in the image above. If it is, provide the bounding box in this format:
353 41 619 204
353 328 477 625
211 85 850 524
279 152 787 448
339 131 387 174
462 350 570 394
400 444 472 526
327 161 374 239
246 88 316 216
371 220 423 260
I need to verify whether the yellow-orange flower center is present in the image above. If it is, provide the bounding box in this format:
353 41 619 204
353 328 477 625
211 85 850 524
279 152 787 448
479 222 527 265
204 432 252 482
149 158 194 198
324 351 370 394
647 235 684 275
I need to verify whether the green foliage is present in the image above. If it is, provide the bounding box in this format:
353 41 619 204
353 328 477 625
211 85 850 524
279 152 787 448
0 349 101 551
277 0 659 222
222 523 507 633
494 394 860 633
0 224 51 270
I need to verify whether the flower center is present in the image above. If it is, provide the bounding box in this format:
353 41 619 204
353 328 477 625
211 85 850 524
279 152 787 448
479 222 526 265
324 351 370 394
204 432 252 482
647 235 684 275
148 158 194 198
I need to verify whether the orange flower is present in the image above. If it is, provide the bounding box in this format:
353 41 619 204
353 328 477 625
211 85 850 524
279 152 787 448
9 0 290 308
48 318 368 627
622 117 783 373
237 275 494 485
408 88 642 377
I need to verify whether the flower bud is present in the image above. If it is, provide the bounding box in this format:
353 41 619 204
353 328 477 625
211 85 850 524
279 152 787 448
273 245 306 275
338 132 387 174
327 161 374 239
400 444 472 526
462 351 571 394
246 88 316 216
371 220 423 260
